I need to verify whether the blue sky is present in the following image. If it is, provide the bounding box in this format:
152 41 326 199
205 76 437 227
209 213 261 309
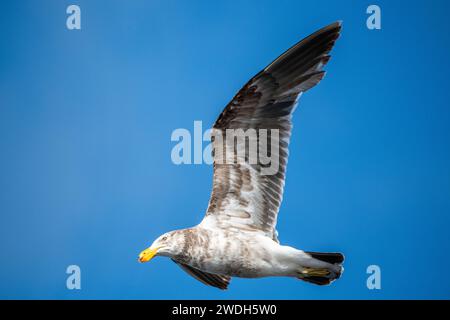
1 0 450 299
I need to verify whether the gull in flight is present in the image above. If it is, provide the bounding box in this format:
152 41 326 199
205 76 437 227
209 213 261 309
139 22 344 289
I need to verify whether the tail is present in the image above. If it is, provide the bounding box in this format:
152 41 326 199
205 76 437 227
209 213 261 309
296 251 345 286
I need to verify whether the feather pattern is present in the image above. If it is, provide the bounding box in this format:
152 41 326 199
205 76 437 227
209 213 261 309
201 22 342 243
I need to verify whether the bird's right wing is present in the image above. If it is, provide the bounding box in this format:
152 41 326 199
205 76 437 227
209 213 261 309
200 22 342 241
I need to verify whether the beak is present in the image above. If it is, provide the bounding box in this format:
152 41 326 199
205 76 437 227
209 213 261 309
138 246 160 263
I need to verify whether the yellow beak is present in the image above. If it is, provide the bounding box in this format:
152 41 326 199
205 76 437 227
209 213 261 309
138 246 159 263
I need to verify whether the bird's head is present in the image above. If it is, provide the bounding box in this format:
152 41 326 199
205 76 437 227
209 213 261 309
138 230 184 263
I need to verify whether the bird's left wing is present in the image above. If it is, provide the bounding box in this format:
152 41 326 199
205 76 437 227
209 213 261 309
200 22 342 241
172 259 231 290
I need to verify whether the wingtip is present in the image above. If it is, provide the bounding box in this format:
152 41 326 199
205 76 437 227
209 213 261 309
313 21 342 38
332 20 343 27
329 20 343 31
326 21 343 39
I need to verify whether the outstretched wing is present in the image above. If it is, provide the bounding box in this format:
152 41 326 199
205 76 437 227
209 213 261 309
200 22 342 241
172 259 231 290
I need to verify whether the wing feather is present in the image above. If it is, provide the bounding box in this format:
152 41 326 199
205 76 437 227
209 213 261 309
172 259 231 290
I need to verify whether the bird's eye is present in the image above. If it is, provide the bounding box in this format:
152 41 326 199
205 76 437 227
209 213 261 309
162 236 167 241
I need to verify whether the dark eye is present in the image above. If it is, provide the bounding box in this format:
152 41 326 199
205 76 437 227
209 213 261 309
162 236 168 241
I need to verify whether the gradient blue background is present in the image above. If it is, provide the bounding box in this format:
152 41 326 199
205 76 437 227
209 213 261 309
1 0 449 299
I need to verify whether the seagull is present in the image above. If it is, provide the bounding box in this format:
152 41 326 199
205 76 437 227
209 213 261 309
139 22 344 289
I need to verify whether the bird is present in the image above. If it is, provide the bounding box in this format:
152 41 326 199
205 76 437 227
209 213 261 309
139 22 344 290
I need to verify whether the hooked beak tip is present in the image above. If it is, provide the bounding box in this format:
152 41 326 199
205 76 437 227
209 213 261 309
138 247 159 263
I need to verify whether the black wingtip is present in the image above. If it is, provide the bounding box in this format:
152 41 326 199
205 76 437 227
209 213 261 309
329 20 343 29
324 21 343 35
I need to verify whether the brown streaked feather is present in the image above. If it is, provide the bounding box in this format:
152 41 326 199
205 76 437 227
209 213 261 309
172 259 231 290
202 22 342 242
